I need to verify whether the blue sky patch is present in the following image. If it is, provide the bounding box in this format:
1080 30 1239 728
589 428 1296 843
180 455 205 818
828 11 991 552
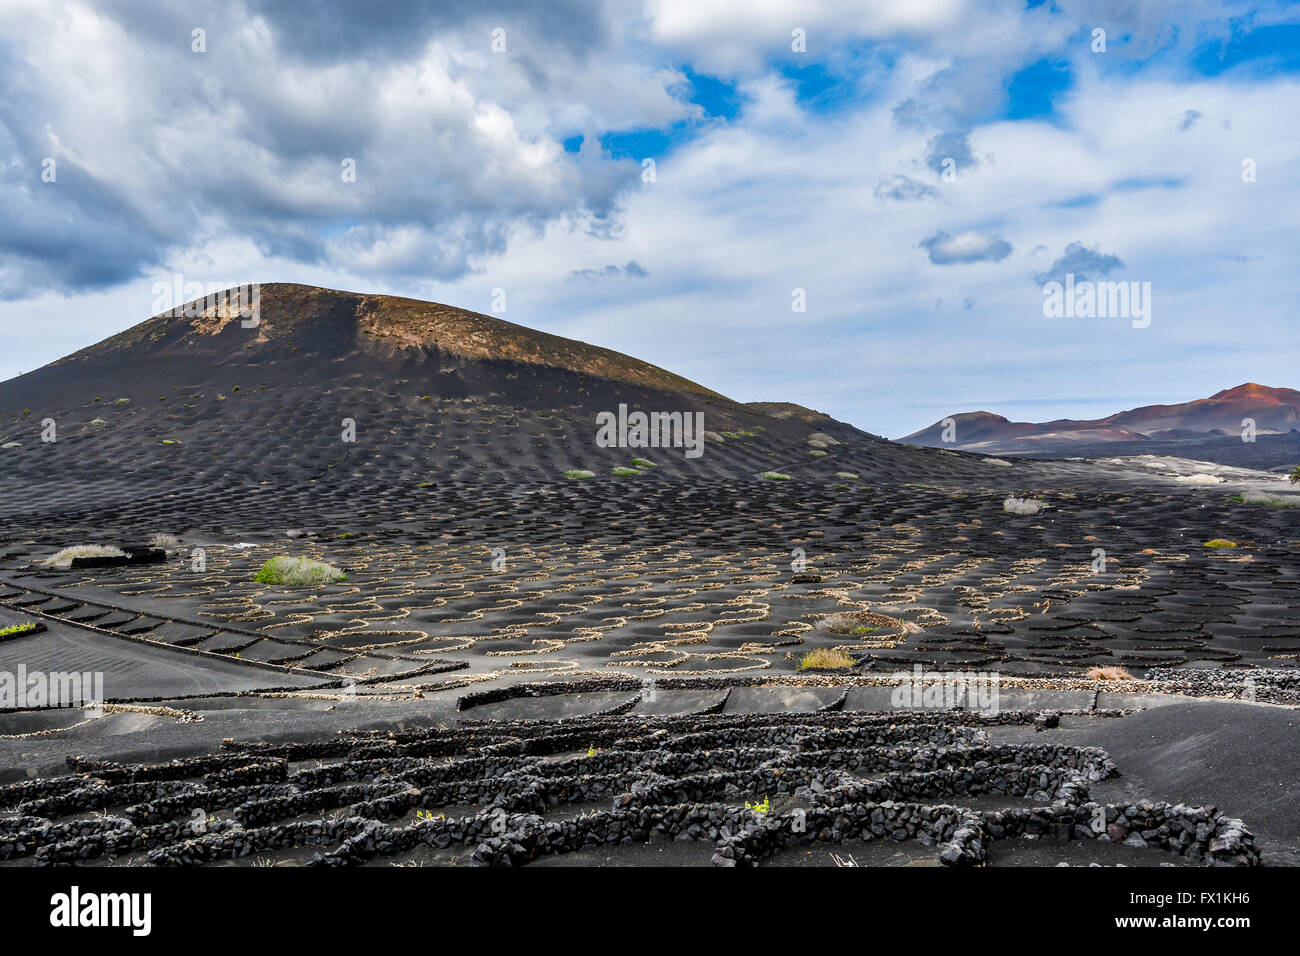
1193 21 1300 76
598 127 678 160
1005 58 1072 120
681 67 743 120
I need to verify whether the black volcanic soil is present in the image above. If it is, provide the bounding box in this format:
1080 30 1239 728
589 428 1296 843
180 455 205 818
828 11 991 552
0 285 1295 867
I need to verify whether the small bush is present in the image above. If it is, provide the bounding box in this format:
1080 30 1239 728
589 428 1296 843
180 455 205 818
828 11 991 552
817 610 897 636
564 469 596 480
1003 496 1045 515
1084 665 1133 681
817 612 873 635
798 647 856 670
760 471 791 481
254 556 346 586
1236 491 1300 508
631 457 656 468
43 544 126 569
0 622 38 638
149 533 181 548
809 450 827 457
1203 539 1237 548
611 466 640 477
835 472 859 479
1290 465 1300 484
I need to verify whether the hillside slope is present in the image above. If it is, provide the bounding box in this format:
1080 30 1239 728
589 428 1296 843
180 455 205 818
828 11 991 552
0 284 1002 487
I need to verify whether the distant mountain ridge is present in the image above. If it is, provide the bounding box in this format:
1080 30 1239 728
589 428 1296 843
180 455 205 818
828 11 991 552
903 384 1300 454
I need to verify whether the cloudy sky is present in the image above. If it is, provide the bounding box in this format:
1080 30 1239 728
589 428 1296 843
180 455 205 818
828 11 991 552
2 0 1298 436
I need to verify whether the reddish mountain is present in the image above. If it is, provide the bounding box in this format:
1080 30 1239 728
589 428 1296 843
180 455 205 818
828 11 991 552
903 384 1300 453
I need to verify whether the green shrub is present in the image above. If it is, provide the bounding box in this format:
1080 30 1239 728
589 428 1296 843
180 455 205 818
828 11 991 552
760 471 791 481
818 612 882 636
564 469 596 480
611 466 640 477
798 646 856 670
254 556 347 585
1235 491 1300 508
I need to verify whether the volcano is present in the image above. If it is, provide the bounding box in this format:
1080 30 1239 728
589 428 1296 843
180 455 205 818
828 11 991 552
0 283 1001 488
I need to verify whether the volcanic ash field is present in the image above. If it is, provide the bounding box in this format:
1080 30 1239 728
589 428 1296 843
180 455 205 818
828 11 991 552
0 285 1297 867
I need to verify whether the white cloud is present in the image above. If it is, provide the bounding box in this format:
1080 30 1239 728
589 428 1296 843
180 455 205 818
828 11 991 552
0 0 690 295
921 230 1013 264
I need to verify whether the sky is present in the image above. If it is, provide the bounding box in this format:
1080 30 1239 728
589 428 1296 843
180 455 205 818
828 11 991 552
1 0 1298 437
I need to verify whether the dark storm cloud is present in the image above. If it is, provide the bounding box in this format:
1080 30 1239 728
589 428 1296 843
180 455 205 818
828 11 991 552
243 0 612 62
0 0 659 298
